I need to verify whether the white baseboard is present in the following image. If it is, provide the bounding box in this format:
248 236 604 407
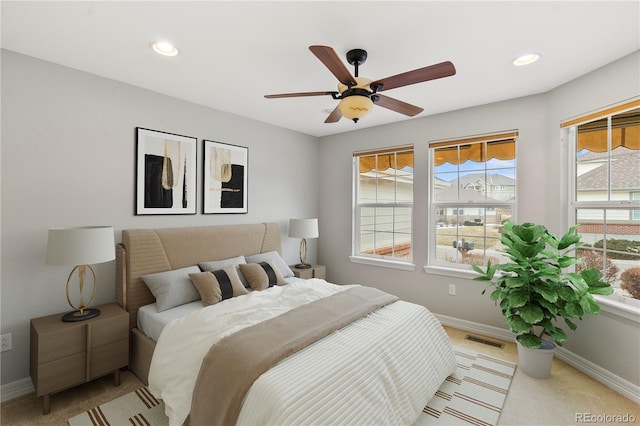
435 313 640 404
1 377 34 402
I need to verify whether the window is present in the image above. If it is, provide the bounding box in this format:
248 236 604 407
564 100 640 302
353 146 413 263
428 131 517 270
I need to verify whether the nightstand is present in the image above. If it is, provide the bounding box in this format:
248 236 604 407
30 303 129 414
290 264 326 280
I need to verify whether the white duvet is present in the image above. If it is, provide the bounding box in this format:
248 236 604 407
148 279 456 426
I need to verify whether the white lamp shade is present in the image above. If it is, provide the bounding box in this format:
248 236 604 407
46 226 115 266
288 218 319 239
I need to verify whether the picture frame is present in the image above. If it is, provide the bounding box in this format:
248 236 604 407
203 140 248 214
135 127 197 215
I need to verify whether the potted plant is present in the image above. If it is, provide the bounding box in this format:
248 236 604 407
472 221 613 379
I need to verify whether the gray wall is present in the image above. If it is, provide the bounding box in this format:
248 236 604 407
0 50 320 385
318 51 640 386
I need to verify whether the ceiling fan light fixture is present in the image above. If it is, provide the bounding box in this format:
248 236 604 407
338 95 373 123
512 53 540 66
150 40 179 57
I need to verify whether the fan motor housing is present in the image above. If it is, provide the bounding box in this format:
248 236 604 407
346 49 367 67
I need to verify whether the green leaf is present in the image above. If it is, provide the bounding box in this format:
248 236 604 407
517 333 542 349
558 256 579 268
578 294 600 314
567 273 589 292
580 268 602 284
472 262 496 281
507 290 529 308
558 226 581 250
500 298 510 311
504 247 527 263
519 304 544 324
546 326 568 345
490 288 501 301
589 285 614 295
565 301 584 317
506 316 532 333
533 285 558 303
540 249 560 260
504 276 528 288
537 298 558 315
564 318 577 331
558 286 579 302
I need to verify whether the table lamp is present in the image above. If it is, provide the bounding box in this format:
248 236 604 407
46 226 115 322
288 218 318 269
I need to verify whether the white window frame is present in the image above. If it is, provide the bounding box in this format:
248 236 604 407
426 131 518 276
564 99 640 317
351 146 415 270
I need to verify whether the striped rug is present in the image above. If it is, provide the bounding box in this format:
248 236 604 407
68 347 515 426
416 347 516 425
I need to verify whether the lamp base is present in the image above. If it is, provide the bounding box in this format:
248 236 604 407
294 263 312 269
62 308 100 322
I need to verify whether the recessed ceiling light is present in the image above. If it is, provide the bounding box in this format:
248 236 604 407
512 53 540 66
150 41 179 57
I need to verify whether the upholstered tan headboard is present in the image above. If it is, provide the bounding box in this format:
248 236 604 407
116 223 281 330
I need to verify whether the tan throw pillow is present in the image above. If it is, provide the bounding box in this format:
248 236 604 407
239 260 286 291
189 265 248 306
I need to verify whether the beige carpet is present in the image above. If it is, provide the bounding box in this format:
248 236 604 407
68 346 516 426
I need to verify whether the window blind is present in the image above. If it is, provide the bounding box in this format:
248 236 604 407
354 146 414 173
562 101 640 153
429 131 517 166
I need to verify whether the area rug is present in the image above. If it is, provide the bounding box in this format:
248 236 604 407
416 347 516 425
68 347 516 426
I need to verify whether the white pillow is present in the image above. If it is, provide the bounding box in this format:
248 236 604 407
199 255 248 287
245 251 294 278
141 266 201 312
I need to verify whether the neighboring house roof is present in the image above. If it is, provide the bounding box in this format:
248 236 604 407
577 150 640 191
451 173 515 187
434 185 502 202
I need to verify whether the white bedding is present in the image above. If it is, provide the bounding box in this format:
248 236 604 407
148 279 456 426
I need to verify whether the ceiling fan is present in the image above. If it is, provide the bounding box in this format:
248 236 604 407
265 45 456 124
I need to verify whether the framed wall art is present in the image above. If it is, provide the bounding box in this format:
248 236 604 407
203 140 248 214
135 127 197 215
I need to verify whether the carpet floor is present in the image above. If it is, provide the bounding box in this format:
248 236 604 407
68 346 516 426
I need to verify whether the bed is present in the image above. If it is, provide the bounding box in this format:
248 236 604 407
116 223 456 426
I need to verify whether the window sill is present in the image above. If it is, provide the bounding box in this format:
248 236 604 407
349 256 415 271
596 295 640 323
423 265 478 280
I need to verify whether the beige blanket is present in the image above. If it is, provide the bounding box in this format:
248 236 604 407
188 285 398 426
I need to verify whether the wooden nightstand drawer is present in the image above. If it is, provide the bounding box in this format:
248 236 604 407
91 315 128 348
90 339 128 379
37 353 86 396
36 326 86 364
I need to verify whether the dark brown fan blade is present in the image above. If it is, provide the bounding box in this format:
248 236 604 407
371 61 456 92
309 45 357 86
324 106 342 123
265 91 338 99
374 94 424 117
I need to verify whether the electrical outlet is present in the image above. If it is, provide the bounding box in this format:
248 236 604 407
448 284 456 296
1 333 12 352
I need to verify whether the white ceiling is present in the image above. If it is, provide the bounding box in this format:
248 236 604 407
2 1 639 137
